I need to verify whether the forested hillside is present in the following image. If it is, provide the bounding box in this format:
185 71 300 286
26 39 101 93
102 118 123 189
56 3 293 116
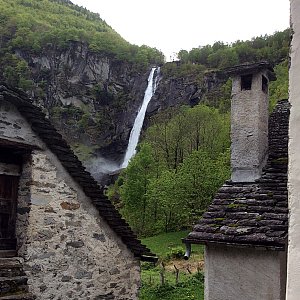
177 29 289 68
0 0 164 90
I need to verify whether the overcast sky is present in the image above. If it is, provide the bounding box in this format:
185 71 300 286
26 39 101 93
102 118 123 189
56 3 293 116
71 0 290 60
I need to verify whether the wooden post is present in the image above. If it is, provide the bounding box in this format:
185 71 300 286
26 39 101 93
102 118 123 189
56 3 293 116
174 264 179 285
160 262 165 285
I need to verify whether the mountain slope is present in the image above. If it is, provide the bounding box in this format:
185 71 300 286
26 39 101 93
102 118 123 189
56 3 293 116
0 0 164 66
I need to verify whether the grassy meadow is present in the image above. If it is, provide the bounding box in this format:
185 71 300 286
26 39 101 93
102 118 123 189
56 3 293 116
140 231 205 300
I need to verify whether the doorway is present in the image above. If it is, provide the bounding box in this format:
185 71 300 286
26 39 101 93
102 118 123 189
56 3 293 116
0 174 19 250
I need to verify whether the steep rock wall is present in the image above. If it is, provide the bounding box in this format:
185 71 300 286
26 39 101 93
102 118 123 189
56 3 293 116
148 69 225 114
14 42 151 163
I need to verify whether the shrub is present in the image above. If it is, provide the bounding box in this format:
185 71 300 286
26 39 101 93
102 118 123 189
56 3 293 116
165 246 185 261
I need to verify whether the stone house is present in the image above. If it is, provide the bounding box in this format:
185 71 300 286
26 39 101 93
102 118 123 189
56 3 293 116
184 62 289 300
0 84 156 300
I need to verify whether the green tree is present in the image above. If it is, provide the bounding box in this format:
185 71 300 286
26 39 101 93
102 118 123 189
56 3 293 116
175 149 230 222
269 59 289 110
114 105 231 236
147 170 186 233
120 143 157 236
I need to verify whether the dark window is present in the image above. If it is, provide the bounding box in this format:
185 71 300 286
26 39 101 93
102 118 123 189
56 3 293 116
241 74 253 90
0 147 22 251
262 75 268 93
0 175 19 251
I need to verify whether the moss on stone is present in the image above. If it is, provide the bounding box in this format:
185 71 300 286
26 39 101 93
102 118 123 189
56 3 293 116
271 157 288 164
208 224 219 228
256 216 263 221
227 203 246 209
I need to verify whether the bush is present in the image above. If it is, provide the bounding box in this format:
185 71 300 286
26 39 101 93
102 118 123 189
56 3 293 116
141 262 156 271
165 246 185 261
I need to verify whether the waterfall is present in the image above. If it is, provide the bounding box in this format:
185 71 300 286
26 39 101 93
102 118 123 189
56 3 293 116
121 67 160 168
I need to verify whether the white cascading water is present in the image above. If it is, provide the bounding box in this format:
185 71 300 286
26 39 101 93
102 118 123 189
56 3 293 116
121 67 160 168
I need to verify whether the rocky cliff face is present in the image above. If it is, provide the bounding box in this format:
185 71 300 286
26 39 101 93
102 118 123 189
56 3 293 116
15 42 151 163
148 69 226 115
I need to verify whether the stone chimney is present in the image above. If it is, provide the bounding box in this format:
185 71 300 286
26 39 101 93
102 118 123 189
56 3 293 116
226 62 276 182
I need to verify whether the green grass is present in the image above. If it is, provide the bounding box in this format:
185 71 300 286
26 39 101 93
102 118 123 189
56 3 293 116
140 273 204 300
140 231 205 300
141 230 204 259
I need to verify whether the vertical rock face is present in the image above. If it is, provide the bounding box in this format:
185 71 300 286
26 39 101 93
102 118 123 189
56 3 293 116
14 42 151 162
17 42 147 109
147 69 225 115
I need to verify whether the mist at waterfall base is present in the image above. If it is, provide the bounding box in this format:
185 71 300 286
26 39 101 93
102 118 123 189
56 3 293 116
84 156 120 183
85 67 160 183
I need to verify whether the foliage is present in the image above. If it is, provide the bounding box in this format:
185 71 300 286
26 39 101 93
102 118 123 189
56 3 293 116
111 105 230 236
165 246 185 260
176 29 290 69
141 230 203 259
269 59 289 110
50 105 85 127
161 62 206 80
140 274 204 300
145 105 230 168
140 231 204 300
119 143 158 236
0 0 164 88
2 53 33 89
218 79 232 113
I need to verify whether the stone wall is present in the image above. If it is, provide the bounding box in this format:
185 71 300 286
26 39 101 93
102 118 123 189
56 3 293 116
1 101 141 299
231 71 269 182
204 244 287 300
287 1 300 299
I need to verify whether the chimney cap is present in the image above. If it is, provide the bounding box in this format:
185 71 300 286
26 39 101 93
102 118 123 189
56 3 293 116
224 61 276 81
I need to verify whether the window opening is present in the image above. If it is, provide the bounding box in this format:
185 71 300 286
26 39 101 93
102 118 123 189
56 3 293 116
241 74 253 90
262 75 268 93
0 147 22 251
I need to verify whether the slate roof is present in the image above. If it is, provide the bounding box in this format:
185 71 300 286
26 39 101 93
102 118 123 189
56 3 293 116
0 84 156 262
224 61 277 81
184 99 290 250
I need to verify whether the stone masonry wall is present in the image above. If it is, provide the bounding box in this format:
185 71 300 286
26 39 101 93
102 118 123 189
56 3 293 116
231 71 269 182
22 150 140 300
1 101 141 299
